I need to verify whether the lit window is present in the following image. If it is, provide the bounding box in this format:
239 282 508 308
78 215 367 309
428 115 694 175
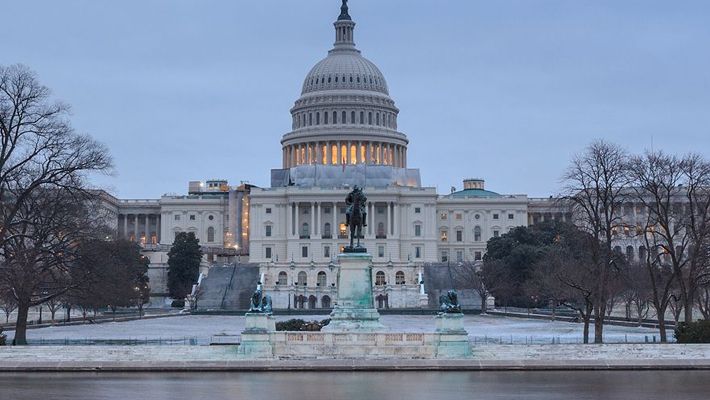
440 231 448 242
441 213 447 220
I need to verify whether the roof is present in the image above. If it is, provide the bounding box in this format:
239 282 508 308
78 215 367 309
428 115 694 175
447 188 502 198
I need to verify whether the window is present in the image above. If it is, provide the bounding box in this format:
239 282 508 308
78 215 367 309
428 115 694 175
493 214 499 220
324 207 331 214
508 213 514 220
324 245 330 258
266 208 272 214
297 271 307 286
414 224 422 237
277 271 287 285
474 226 481 242
440 231 448 242
174 215 180 221
377 207 384 214
395 271 405 285
351 111 355 124
415 246 422 259
301 246 309 258
317 271 327 287
455 213 462 220
440 212 447 220
493 230 500 237
265 247 272 259
377 222 385 238
475 214 480 220
323 223 332 238
208 215 214 221
378 245 385 258
441 250 449 263
474 251 482 261
360 111 364 124
375 271 386 286
190 215 196 221
456 250 463 262
301 223 310 238
207 227 215 242
456 230 463 242
415 207 421 214
265 225 272 237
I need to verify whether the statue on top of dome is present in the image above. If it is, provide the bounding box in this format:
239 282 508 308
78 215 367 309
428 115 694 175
338 0 351 21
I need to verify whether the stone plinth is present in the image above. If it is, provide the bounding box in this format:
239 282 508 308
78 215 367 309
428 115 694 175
434 313 471 358
323 253 385 332
237 313 275 358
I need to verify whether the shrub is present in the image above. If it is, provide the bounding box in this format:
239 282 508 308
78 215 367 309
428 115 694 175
0 328 6 346
276 318 330 331
170 299 185 309
674 320 710 343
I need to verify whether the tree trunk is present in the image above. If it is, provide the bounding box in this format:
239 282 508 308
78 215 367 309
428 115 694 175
594 305 605 344
479 292 487 315
65 305 71 322
582 316 590 344
657 316 667 343
13 302 30 345
684 295 694 323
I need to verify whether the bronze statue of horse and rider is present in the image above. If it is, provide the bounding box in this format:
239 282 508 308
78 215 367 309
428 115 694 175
344 185 367 253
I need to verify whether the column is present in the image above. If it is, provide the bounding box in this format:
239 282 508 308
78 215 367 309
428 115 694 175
393 203 398 237
332 201 337 238
386 203 391 236
295 202 300 237
366 141 371 165
369 202 374 236
133 214 138 241
157 214 161 243
315 203 320 236
310 202 315 238
287 202 293 238
123 214 128 240
144 214 150 243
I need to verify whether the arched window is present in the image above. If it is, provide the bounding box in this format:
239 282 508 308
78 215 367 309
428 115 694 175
321 295 331 308
639 246 647 261
308 113 312 125
207 226 215 242
626 246 635 261
323 222 332 238
308 295 317 309
316 112 320 125
324 111 328 124
331 144 338 165
317 271 327 287
474 226 482 242
376 113 380 125
375 271 386 286
360 111 364 124
368 112 373 125
301 222 310 238
350 144 357 164
342 111 346 124
332 111 337 124
395 271 405 285
351 111 355 124
297 271 307 286
277 271 288 285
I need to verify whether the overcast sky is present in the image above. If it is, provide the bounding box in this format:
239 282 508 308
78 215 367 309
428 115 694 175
4 0 710 198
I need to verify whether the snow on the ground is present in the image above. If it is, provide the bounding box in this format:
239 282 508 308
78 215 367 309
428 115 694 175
12 314 672 344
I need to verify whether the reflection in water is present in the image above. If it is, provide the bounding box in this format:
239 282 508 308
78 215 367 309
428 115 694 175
1 371 709 400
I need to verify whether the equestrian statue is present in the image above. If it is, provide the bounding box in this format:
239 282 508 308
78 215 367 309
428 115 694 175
344 185 367 252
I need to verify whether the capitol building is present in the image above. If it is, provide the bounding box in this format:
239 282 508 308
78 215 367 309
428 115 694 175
101 2 571 309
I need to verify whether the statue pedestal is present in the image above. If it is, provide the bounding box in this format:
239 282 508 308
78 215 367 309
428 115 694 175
434 313 471 358
237 313 275 358
323 253 385 332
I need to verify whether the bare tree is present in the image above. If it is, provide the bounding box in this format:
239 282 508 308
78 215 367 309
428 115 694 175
562 140 631 343
0 289 17 323
451 262 490 314
0 64 112 344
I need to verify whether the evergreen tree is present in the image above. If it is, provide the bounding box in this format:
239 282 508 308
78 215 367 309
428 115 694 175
167 232 203 299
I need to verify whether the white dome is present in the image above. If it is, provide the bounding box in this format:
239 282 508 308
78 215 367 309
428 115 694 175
301 52 389 95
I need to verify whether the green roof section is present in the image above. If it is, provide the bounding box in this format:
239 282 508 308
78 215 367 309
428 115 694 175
447 188 502 198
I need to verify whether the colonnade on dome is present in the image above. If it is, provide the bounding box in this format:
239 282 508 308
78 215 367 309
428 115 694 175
282 141 407 168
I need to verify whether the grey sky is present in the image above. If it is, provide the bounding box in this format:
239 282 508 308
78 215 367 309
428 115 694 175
4 0 710 199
